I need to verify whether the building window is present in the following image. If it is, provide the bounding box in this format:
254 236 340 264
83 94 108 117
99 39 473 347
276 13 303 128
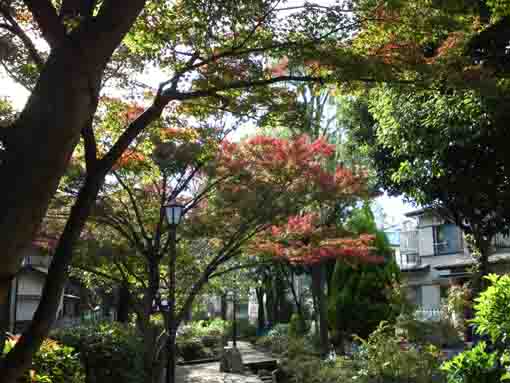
434 224 462 255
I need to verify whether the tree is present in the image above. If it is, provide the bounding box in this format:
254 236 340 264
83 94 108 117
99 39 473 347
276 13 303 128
346 86 510 293
328 203 400 350
352 0 510 84
67 132 355 382
254 205 380 357
0 2 379 379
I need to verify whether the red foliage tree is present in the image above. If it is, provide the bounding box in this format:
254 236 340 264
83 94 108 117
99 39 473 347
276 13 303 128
255 213 381 266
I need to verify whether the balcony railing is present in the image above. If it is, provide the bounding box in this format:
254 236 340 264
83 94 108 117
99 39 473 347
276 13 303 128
414 307 444 322
396 252 422 270
494 233 510 249
400 230 418 254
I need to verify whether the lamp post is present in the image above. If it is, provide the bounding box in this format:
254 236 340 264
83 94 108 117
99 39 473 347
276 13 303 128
163 201 183 383
227 291 238 348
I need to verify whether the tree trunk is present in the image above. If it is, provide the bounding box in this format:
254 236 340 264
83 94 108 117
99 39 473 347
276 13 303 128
311 264 328 358
0 276 13 352
116 283 131 323
141 259 160 383
255 287 265 333
275 273 285 322
0 53 102 319
265 279 275 326
0 173 104 382
0 1 146 342
221 294 227 321
472 235 492 297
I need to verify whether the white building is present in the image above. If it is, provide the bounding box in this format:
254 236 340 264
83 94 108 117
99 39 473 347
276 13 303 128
396 209 510 317
8 248 82 333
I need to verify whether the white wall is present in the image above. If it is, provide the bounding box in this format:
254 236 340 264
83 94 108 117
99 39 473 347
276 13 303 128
421 285 441 308
17 273 45 296
418 226 435 256
16 298 39 322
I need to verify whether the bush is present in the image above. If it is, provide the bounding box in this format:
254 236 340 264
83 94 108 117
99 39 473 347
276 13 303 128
51 322 144 383
255 325 291 355
289 313 308 337
439 274 510 382
178 318 228 341
353 322 444 383
398 318 464 348
268 323 290 337
441 342 499 383
239 319 257 338
3 336 84 383
472 274 510 345
176 339 213 361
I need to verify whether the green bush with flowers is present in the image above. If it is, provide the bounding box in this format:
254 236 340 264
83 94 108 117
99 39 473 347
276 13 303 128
3 335 84 383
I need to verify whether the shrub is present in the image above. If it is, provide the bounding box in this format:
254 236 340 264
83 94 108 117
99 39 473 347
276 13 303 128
3 336 84 383
289 313 308 337
353 322 444 383
175 319 229 361
239 319 257 338
255 325 291 356
178 318 228 341
176 339 213 361
267 323 290 337
51 322 144 383
441 342 499 383
472 274 510 345
439 274 510 382
398 318 464 348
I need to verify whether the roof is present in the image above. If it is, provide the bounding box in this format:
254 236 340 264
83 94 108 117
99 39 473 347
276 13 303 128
434 253 510 270
64 294 81 300
400 264 430 272
404 208 428 217
17 265 48 276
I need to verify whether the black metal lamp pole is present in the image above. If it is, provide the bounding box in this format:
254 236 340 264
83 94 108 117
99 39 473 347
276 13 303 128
232 292 237 348
163 202 183 383
167 225 177 383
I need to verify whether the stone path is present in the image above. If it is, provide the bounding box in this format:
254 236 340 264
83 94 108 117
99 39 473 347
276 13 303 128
176 341 275 383
176 362 262 383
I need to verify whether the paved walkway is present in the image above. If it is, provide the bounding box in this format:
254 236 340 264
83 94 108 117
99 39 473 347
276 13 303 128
176 362 263 383
176 341 275 383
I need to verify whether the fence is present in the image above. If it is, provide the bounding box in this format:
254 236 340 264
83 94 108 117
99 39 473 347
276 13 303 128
414 307 444 322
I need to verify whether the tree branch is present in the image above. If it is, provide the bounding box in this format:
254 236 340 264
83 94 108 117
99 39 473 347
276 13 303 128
81 120 97 172
23 0 65 48
167 75 323 100
99 85 170 171
209 261 271 279
0 4 44 69
112 171 150 243
71 263 123 283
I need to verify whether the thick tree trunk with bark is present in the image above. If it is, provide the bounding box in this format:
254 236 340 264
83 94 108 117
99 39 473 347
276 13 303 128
472 235 492 297
0 173 104 382
311 264 328 358
0 0 146 352
221 294 227 321
116 283 131 323
141 259 160 383
285 271 307 331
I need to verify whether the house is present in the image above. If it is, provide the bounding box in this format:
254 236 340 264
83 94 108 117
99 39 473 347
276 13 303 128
382 223 401 259
396 209 510 319
8 247 84 333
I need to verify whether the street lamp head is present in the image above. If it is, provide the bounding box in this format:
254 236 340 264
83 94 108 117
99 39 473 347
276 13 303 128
164 201 184 226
